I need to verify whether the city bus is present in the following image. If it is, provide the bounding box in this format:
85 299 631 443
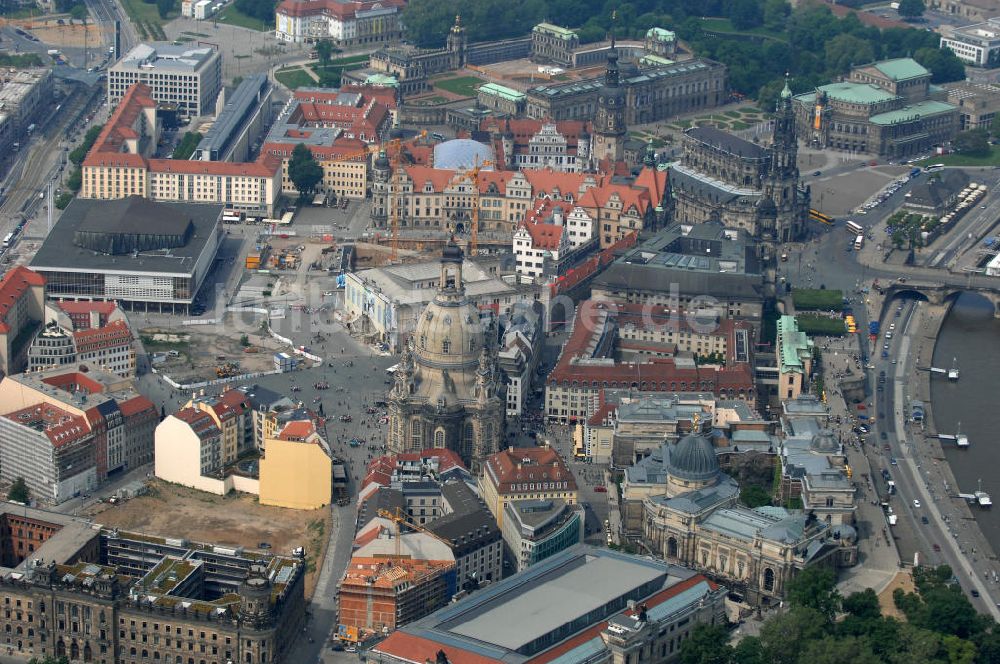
845 220 863 236
854 234 864 251
924 163 945 173
809 209 834 225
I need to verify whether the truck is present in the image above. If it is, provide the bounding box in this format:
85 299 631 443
869 320 880 336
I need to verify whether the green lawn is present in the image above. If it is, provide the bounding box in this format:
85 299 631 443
916 148 1000 167
795 314 847 337
119 0 177 36
214 5 269 31
433 76 484 97
793 288 844 311
701 17 787 41
275 67 315 90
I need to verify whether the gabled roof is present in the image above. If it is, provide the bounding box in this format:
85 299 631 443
0 266 45 332
83 83 156 169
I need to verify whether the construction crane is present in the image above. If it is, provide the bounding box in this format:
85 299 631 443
386 136 404 262
377 507 451 558
448 158 492 257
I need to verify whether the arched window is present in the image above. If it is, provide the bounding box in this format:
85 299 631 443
667 537 678 558
434 428 446 448
763 568 775 592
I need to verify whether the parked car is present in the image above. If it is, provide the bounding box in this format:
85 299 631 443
913 499 921 508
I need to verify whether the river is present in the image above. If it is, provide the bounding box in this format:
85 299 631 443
932 292 1000 554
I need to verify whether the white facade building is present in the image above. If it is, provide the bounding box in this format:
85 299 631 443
513 209 570 279
513 123 580 172
108 43 222 116
274 0 403 46
941 19 1000 67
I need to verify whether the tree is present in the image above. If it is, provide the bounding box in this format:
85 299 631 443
758 607 827 664
156 0 174 19
763 0 791 32
240 334 250 347
69 124 104 166
897 0 925 18
739 484 771 508
953 129 990 157
914 46 966 83
69 4 87 20
797 635 881 664
842 588 881 621
786 566 841 621
66 168 82 193
679 624 734 664
316 39 333 66
729 0 763 30
288 143 323 199
824 33 875 76
8 476 29 503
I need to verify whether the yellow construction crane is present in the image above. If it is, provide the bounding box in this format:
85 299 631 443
449 159 492 257
376 507 451 558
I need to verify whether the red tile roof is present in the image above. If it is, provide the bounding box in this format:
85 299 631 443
547 301 754 393
0 266 44 333
520 220 564 251
73 320 133 354
4 403 92 448
483 446 576 495
265 137 371 162
277 420 315 440
39 371 105 395
148 154 280 177
118 395 156 418
83 83 156 169
276 0 403 20
173 407 220 438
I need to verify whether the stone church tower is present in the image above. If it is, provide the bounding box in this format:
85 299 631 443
386 241 505 473
592 39 626 164
447 14 468 70
762 75 809 243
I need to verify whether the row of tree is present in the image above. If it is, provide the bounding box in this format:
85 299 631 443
400 0 965 109
680 565 1000 664
234 0 275 24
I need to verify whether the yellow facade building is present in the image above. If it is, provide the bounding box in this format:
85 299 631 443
259 420 332 510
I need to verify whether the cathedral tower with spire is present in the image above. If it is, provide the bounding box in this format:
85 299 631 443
592 32 626 164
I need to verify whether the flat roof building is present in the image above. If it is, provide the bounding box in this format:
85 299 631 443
30 197 222 314
941 17 1000 66
193 73 273 162
109 42 222 116
368 545 727 664
591 220 766 322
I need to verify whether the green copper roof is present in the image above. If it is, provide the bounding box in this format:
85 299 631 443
869 99 956 125
815 81 897 105
778 315 814 374
533 22 578 39
364 73 398 88
647 27 676 42
640 54 675 66
479 82 525 102
871 58 929 82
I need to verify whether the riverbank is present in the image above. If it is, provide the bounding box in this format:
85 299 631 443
902 302 1000 584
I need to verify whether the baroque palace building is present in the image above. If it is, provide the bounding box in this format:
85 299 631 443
670 79 809 244
626 427 856 605
386 242 505 474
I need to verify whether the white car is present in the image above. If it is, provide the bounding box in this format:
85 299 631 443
913 499 921 508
